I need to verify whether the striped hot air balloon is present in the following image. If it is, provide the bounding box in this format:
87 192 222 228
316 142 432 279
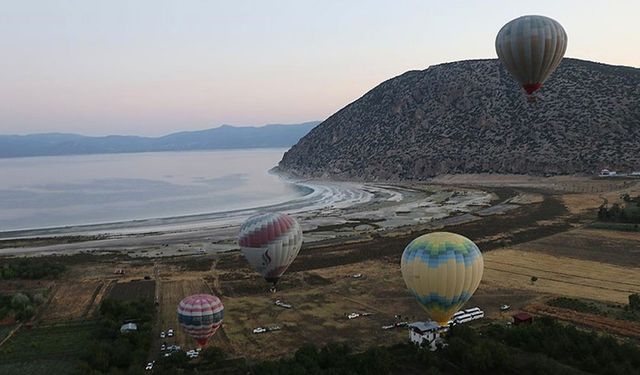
238 212 303 287
400 232 484 326
495 15 567 96
177 294 224 346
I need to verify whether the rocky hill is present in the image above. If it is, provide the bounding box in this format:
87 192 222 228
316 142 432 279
278 59 640 179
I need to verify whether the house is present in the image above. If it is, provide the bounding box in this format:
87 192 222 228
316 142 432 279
512 312 533 326
120 323 138 333
408 321 441 350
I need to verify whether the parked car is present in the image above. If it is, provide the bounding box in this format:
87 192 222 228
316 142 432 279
160 331 166 338
145 361 154 370
253 327 267 334
500 304 511 311
160 343 166 351
347 313 360 320
167 329 174 337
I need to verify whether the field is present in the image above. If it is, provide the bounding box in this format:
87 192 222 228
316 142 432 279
108 280 156 301
0 322 94 375
40 281 107 323
483 247 640 305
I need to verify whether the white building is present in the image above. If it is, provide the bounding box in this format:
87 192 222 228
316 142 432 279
408 321 441 351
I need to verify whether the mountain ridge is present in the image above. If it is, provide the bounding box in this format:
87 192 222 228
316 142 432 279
0 122 320 158
278 58 640 179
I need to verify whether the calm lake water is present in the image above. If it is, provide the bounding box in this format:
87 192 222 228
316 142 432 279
0 149 304 231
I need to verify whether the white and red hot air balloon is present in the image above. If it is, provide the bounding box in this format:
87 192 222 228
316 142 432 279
238 212 303 288
177 294 224 347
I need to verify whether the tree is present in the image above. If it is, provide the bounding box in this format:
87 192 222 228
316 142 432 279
629 293 640 312
11 293 30 309
530 276 538 285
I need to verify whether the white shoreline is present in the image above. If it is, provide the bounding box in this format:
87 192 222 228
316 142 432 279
0 180 498 257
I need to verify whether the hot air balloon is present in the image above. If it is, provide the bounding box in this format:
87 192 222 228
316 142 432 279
400 232 483 326
238 212 302 290
177 294 224 346
495 15 567 96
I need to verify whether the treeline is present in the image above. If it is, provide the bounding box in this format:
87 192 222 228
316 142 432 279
598 194 640 224
0 259 66 280
76 298 155 374
486 317 640 375
246 319 640 375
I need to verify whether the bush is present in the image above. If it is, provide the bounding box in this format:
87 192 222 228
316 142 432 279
629 293 640 312
0 259 66 280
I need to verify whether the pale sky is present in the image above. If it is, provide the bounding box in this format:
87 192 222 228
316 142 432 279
1 0 639 136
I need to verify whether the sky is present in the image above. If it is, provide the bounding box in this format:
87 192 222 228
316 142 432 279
1 1 639 136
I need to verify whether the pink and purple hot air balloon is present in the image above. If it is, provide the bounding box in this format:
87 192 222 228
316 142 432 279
177 294 224 347
238 212 303 288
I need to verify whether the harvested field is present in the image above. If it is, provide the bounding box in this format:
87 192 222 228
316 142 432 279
483 249 640 304
108 280 156 302
40 281 105 323
511 228 640 267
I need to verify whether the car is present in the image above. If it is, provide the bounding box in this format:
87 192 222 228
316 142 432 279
160 344 166 351
382 324 394 330
274 300 292 309
253 327 267 334
500 304 511 311
347 313 360 319
167 329 174 337
160 331 166 338
145 361 154 370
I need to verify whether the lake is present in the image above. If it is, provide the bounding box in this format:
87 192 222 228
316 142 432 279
0 149 305 232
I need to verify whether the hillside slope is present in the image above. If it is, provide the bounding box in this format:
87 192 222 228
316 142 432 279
278 59 640 179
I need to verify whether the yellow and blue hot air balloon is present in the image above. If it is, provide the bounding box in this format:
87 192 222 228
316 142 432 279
401 232 484 326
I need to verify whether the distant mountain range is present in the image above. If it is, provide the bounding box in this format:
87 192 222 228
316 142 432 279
0 122 320 158
278 58 640 179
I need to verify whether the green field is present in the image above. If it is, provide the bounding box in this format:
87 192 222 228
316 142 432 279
0 322 94 375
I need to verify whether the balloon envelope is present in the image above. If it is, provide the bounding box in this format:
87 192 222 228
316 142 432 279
177 294 224 346
238 212 303 284
401 232 483 325
495 15 567 95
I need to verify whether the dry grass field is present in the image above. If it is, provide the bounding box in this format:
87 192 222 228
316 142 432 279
219 267 413 359
40 281 106 323
483 248 640 304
